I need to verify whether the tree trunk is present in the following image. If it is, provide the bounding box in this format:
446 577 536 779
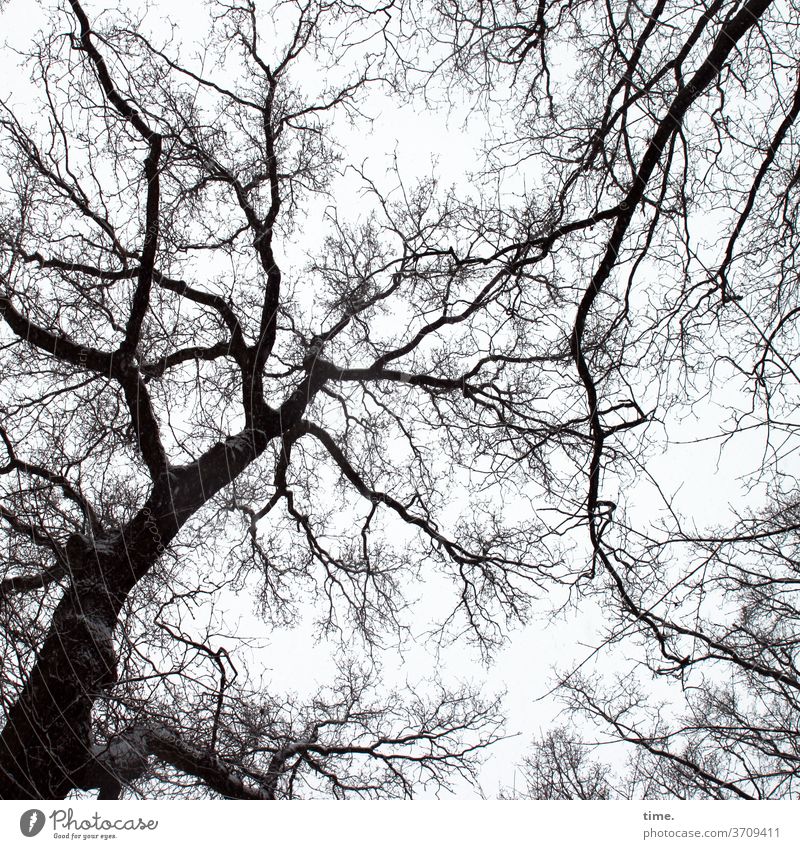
0 539 128 797
0 427 274 799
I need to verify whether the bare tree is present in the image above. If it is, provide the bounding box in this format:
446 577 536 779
1 0 798 801
413 0 800 798
502 728 614 800
0 0 517 799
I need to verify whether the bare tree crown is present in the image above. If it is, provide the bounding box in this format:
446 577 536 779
1 0 798 800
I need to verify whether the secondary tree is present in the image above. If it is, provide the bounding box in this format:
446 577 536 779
1 0 798 799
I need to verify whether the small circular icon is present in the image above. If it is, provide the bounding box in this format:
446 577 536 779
20 810 46 837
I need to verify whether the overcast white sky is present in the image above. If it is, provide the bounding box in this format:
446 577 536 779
0 0 783 800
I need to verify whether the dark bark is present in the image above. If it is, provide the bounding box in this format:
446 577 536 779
0 422 280 797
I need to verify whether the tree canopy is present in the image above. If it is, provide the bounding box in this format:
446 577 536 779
1 0 799 800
